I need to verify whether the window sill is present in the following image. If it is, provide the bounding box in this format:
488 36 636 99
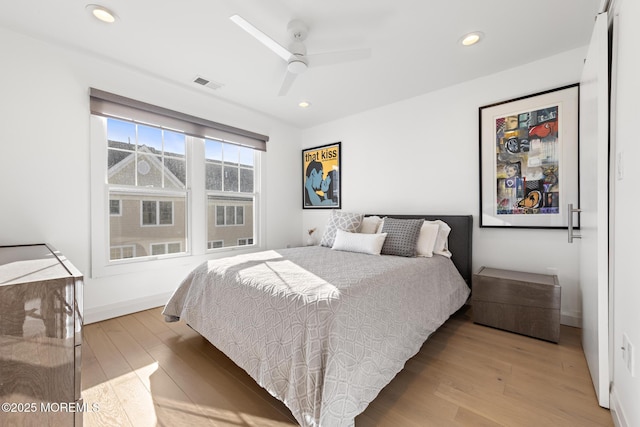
91 245 265 279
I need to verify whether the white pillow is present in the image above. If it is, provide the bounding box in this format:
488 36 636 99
360 215 382 234
415 222 440 257
332 229 387 255
426 220 452 258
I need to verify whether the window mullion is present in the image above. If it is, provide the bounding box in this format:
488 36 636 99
187 135 205 255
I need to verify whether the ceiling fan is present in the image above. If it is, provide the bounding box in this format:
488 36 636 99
230 14 371 96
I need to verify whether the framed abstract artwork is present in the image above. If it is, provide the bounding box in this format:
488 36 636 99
479 84 579 228
302 142 341 209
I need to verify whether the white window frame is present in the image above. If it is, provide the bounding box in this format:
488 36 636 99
90 115 265 278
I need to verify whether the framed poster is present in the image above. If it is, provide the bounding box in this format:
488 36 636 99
302 142 341 209
479 84 579 228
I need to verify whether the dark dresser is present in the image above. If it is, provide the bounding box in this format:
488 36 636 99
0 244 83 426
472 266 560 343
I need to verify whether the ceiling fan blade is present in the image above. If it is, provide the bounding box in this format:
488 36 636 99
230 14 292 61
278 71 298 97
308 48 371 67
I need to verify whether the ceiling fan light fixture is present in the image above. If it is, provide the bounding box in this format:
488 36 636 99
86 4 117 23
287 57 308 74
461 31 483 46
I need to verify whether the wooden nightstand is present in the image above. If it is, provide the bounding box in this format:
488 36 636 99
472 266 560 343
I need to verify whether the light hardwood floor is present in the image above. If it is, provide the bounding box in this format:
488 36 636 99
81 306 613 427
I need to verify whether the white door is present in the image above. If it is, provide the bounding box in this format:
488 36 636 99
578 12 609 408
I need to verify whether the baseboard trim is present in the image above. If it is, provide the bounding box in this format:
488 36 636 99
561 312 581 328
84 291 173 324
610 386 628 427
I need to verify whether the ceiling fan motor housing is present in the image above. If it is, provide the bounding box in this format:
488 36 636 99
287 39 308 73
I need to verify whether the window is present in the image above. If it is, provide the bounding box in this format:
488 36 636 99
206 139 256 249
109 199 121 216
205 139 254 193
150 242 181 256
90 89 267 275
141 200 174 226
207 240 224 249
110 245 135 260
107 120 186 189
107 118 187 260
215 205 244 226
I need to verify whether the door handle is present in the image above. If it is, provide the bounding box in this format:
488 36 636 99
568 203 581 243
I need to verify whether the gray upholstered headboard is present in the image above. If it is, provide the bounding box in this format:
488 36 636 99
369 214 473 286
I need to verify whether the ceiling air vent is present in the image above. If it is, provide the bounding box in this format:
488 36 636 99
193 76 223 90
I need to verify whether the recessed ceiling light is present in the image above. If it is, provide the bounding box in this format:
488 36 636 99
86 4 117 23
461 32 483 46
298 101 311 108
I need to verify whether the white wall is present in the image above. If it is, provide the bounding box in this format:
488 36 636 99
301 47 587 326
610 0 640 425
0 27 301 323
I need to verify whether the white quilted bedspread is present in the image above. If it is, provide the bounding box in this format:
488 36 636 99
163 246 470 426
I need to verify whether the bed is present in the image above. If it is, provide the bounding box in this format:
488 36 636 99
163 214 472 426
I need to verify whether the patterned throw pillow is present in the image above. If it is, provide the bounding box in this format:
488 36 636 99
380 218 425 257
320 210 364 247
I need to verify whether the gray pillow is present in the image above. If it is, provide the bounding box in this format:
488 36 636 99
380 218 425 257
320 210 364 247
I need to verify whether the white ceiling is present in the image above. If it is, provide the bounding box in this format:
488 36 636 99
0 0 601 129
